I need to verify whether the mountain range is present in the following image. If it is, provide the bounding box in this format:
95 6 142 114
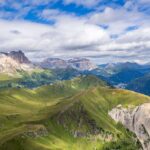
127 73 150 95
1 50 150 95
1 50 150 94
0 50 150 150
0 50 97 73
40 57 97 71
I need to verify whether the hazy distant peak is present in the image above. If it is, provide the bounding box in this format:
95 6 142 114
40 57 97 71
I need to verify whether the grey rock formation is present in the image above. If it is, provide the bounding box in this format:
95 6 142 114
40 57 97 71
40 58 69 69
22 125 48 138
109 104 150 150
0 51 33 74
0 50 30 64
68 58 97 71
8 50 30 64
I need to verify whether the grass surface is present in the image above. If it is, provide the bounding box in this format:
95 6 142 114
0 75 149 150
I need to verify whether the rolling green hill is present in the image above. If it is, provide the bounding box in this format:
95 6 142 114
0 68 81 89
0 70 56 89
0 75 149 150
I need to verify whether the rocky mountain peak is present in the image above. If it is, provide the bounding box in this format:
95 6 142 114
68 58 97 71
0 51 33 74
40 57 97 71
8 50 30 64
40 58 69 69
0 50 30 64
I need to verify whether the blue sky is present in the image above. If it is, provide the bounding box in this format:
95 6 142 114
0 0 150 64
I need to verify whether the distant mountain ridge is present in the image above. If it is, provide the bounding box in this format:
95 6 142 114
127 73 150 95
67 58 97 71
1 50 150 95
40 57 97 71
0 51 150 149
99 62 142 75
40 58 69 69
95 62 150 85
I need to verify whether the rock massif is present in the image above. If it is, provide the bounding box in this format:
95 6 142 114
40 57 97 71
0 51 33 74
109 103 150 150
40 58 69 69
7 50 30 64
68 58 97 71
0 50 97 75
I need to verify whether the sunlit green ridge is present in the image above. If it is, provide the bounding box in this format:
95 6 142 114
0 75 149 150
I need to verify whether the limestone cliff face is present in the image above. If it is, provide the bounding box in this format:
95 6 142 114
40 58 69 69
8 51 30 64
40 57 97 71
68 58 97 71
0 51 33 74
109 104 150 150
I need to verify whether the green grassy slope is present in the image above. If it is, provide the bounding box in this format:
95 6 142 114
0 69 55 89
0 68 81 89
0 75 149 150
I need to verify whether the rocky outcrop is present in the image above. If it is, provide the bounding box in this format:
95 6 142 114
55 102 101 137
68 58 97 71
0 51 33 74
53 101 114 142
8 50 30 64
0 50 30 64
40 57 97 71
22 125 48 138
40 58 69 69
109 103 150 150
